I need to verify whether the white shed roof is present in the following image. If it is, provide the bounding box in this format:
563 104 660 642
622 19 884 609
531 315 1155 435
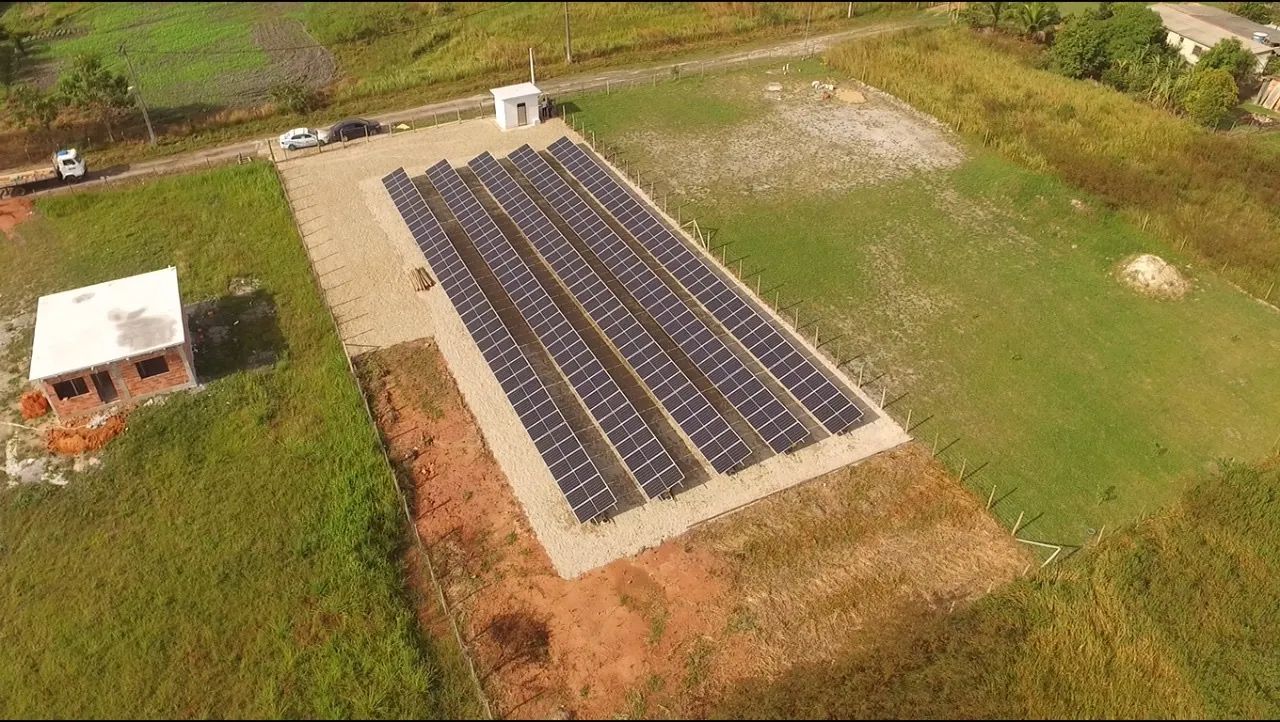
1152 3 1273 55
490 82 541 102
28 267 186 381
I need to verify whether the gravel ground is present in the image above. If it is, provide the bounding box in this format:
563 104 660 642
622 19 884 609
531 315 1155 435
280 117 908 578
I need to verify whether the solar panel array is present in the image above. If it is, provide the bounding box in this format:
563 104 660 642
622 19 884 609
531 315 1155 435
381 168 616 522
425 160 684 499
508 144 810 454
547 137 865 435
468 151 752 474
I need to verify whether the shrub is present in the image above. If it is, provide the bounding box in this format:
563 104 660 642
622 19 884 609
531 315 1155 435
1179 67 1239 127
1051 11 1109 78
269 83 321 114
1197 38 1259 92
1101 3 1168 66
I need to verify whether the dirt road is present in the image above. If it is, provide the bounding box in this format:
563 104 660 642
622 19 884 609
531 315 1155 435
16 17 931 198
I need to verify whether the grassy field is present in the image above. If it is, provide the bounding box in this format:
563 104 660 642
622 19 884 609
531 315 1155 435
0 2 911 125
0 165 478 717
298 2 895 103
568 62 1280 546
827 28 1280 301
718 457 1280 718
4 3 272 108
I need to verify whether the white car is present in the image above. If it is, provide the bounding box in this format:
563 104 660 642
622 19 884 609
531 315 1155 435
278 127 326 150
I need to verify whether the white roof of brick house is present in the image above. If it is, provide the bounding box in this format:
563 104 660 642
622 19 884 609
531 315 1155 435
1152 3 1274 55
490 82 541 102
28 267 185 381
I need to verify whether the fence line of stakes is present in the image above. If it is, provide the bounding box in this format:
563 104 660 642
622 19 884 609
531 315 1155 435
270 159 495 720
571 82 1082 566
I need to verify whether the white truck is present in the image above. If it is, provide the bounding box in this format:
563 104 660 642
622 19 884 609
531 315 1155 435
0 149 88 198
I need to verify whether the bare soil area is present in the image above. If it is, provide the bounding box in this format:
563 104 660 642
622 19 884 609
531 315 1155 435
361 339 1027 719
629 74 963 200
0 198 35 240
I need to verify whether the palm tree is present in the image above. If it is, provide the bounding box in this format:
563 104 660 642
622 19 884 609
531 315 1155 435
1012 2 1062 43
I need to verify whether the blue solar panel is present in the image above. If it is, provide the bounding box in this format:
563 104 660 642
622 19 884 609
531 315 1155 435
381 168 616 522
469 151 752 475
547 137 865 435
507 145 810 454
425 160 684 499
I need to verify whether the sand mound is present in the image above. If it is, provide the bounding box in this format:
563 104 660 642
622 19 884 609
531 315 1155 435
1119 254 1190 299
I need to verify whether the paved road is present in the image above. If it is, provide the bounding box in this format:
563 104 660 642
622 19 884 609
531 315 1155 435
19 17 929 198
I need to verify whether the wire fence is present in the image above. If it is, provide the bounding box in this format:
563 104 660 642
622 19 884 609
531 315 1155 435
269 157 495 720
561 78 1095 569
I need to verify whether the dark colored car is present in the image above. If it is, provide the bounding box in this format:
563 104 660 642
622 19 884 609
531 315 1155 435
327 118 383 142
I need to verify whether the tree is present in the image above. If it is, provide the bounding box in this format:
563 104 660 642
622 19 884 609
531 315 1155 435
1179 68 1238 127
1198 38 1259 93
1226 2 1273 24
57 54 133 142
1102 3 1167 67
1011 2 1062 43
962 2 1011 30
1051 11 1110 78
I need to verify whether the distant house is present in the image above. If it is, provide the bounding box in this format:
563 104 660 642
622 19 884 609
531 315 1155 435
1151 3 1277 72
28 268 195 420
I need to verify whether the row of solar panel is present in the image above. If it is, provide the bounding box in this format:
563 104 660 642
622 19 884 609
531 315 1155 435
382 140 864 523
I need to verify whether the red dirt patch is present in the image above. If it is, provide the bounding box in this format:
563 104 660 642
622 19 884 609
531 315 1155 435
20 390 50 420
46 414 126 455
359 339 1026 718
0 197 35 240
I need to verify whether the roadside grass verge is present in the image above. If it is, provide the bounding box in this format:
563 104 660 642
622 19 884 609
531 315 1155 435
0 3 922 170
568 63 1280 545
716 457 1280 718
0 164 478 717
827 27 1280 301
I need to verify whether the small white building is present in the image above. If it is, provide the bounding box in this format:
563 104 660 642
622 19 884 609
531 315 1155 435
490 82 542 131
28 267 195 420
1152 3 1276 72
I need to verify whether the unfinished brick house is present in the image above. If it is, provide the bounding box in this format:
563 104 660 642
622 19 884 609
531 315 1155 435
28 267 196 420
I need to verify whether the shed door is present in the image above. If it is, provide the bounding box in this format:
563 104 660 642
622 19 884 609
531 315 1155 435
91 370 118 403
516 102 528 126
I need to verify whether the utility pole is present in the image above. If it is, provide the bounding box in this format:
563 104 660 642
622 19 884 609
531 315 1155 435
848 2 853 19
119 45 156 147
804 2 814 56
564 2 573 64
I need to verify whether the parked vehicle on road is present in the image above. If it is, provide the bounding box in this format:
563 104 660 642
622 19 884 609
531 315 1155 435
327 118 383 142
278 128 323 150
0 149 87 198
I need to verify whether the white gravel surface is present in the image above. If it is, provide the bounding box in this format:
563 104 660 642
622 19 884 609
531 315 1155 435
280 117 908 578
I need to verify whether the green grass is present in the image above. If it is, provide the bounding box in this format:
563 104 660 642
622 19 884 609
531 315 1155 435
8 3 271 108
717 458 1280 718
0 164 479 717
0 2 921 169
569 63 1280 546
827 28 1280 300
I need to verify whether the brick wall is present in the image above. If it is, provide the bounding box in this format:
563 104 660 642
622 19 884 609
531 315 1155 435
38 344 194 421
41 371 106 419
119 347 191 400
